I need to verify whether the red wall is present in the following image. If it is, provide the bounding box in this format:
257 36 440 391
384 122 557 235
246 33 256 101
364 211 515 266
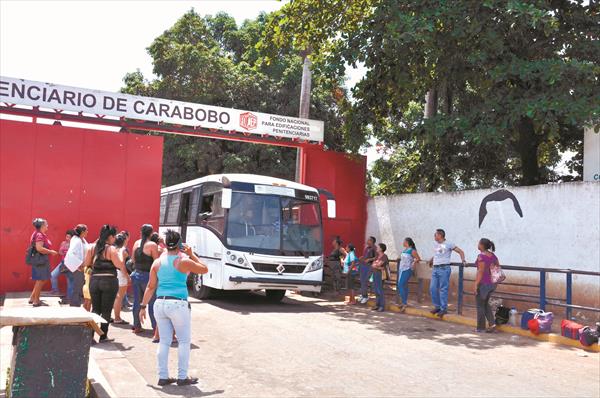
301 147 368 256
0 120 163 293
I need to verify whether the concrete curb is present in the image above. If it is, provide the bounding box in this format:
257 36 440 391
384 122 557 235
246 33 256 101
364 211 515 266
343 296 599 353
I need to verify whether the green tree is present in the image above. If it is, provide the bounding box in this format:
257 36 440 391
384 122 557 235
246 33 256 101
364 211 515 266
122 10 348 186
265 0 599 193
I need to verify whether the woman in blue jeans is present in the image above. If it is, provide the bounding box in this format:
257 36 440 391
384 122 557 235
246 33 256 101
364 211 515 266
140 229 208 387
396 238 421 312
131 224 161 338
371 243 389 312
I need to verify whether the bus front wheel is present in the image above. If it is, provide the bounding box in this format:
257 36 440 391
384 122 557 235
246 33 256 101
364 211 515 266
265 290 286 303
192 274 212 300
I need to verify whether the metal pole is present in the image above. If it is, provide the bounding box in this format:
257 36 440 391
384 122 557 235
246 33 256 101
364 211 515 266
566 272 572 320
457 264 464 315
295 52 312 182
539 270 546 311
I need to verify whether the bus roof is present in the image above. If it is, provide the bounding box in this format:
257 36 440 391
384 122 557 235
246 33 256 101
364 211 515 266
161 174 319 195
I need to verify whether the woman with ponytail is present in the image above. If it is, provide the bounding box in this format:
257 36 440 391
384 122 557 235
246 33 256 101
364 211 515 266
396 237 421 312
131 224 161 335
474 238 499 333
84 224 128 342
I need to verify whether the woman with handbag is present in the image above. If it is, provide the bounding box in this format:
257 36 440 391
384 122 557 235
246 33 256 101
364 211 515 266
28 218 58 307
474 238 499 333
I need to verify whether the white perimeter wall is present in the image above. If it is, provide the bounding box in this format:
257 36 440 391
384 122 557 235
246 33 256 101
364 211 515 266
366 182 600 307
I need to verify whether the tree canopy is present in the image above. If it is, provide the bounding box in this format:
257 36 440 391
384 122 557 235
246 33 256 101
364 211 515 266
265 0 600 194
122 10 349 187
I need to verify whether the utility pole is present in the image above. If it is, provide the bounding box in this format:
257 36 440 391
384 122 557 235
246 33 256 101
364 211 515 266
296 50 312 182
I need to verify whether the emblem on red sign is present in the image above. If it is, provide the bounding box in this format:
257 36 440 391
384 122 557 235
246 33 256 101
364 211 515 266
239 112 258 130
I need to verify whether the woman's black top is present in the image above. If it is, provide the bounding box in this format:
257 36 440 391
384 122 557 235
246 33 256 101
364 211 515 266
134 244 154 272
329 248 342 262
92 246 117 276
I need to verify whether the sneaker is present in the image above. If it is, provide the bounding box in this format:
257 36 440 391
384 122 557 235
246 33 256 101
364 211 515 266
437 309 448 318
360 297 369 304
430 308 440 314
377 307 385 312
371 306 380 311
177 377 199 386
486 325 497 333
474 329 486 333
158 378 176 386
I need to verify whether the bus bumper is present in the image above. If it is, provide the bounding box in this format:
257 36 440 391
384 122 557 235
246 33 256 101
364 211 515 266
226 275 322 292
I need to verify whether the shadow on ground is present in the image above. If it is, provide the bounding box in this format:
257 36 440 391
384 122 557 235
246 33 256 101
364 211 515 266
198 291 585 352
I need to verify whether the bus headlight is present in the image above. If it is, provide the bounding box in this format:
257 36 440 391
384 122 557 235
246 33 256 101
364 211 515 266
307 256 323 272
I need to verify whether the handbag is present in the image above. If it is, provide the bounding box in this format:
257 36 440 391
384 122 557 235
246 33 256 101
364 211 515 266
490 261 506 284
25 243 48 267
535 311 554 333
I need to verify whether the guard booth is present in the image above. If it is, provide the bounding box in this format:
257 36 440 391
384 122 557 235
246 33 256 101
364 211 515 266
0 76 367 294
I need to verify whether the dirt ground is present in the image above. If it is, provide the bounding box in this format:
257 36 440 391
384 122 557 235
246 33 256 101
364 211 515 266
100 292 599 397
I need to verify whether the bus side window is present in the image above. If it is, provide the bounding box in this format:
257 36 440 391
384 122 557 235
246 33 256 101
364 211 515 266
159 195 168 224
188 187 201 225
164 191 182 225
200 191 224 235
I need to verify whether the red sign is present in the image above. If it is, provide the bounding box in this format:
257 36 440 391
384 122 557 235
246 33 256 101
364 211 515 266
239 112 258 130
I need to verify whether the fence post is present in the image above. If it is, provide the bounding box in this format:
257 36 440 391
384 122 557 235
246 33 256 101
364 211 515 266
566 271 572 320
457 263 464 315
539 270 546 311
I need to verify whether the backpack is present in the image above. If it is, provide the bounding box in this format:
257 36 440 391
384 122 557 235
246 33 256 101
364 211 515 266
495 305 510 325
579 326 600 347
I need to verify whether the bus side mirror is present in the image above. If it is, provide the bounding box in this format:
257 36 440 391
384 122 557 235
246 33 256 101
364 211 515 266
327 200 336 219
222 188 232 209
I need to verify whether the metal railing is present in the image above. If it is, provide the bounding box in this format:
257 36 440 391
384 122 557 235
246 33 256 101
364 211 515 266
453 262 600 319
324 259 600 320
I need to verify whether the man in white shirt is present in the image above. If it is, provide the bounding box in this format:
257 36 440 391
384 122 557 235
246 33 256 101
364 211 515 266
428 229 466 317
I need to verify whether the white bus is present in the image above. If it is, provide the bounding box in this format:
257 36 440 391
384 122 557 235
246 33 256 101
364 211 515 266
159 174 334 302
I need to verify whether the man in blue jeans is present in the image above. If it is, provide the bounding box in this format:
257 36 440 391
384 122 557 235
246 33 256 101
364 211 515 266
428 229 466 318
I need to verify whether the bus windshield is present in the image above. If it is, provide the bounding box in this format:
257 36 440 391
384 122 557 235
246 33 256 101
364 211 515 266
226 192 322 256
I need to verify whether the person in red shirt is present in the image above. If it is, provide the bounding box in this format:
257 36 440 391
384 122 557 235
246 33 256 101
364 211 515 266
28 218 58 306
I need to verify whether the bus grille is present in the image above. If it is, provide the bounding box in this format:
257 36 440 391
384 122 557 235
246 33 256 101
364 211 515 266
252 262 306 274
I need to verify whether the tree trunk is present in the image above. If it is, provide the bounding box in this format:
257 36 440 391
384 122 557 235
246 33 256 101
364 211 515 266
517 117 542 185
424 88 438 119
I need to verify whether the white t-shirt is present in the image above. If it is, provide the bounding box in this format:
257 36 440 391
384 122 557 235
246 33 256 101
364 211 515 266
433 241 456 266
64 236 87 272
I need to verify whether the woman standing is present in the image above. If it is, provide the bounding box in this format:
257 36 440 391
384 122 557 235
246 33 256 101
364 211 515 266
28 218 58 306
113 232 132 324
396 238 421 312
342 244 358 305
131 224 161 335
474 238 498 333
327 237 345 292
85 224 128 342
140 229 208 386
371 243 389 312
64 224 89 307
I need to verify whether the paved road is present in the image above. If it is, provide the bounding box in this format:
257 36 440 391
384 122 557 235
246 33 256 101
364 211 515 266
105 292 599 397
